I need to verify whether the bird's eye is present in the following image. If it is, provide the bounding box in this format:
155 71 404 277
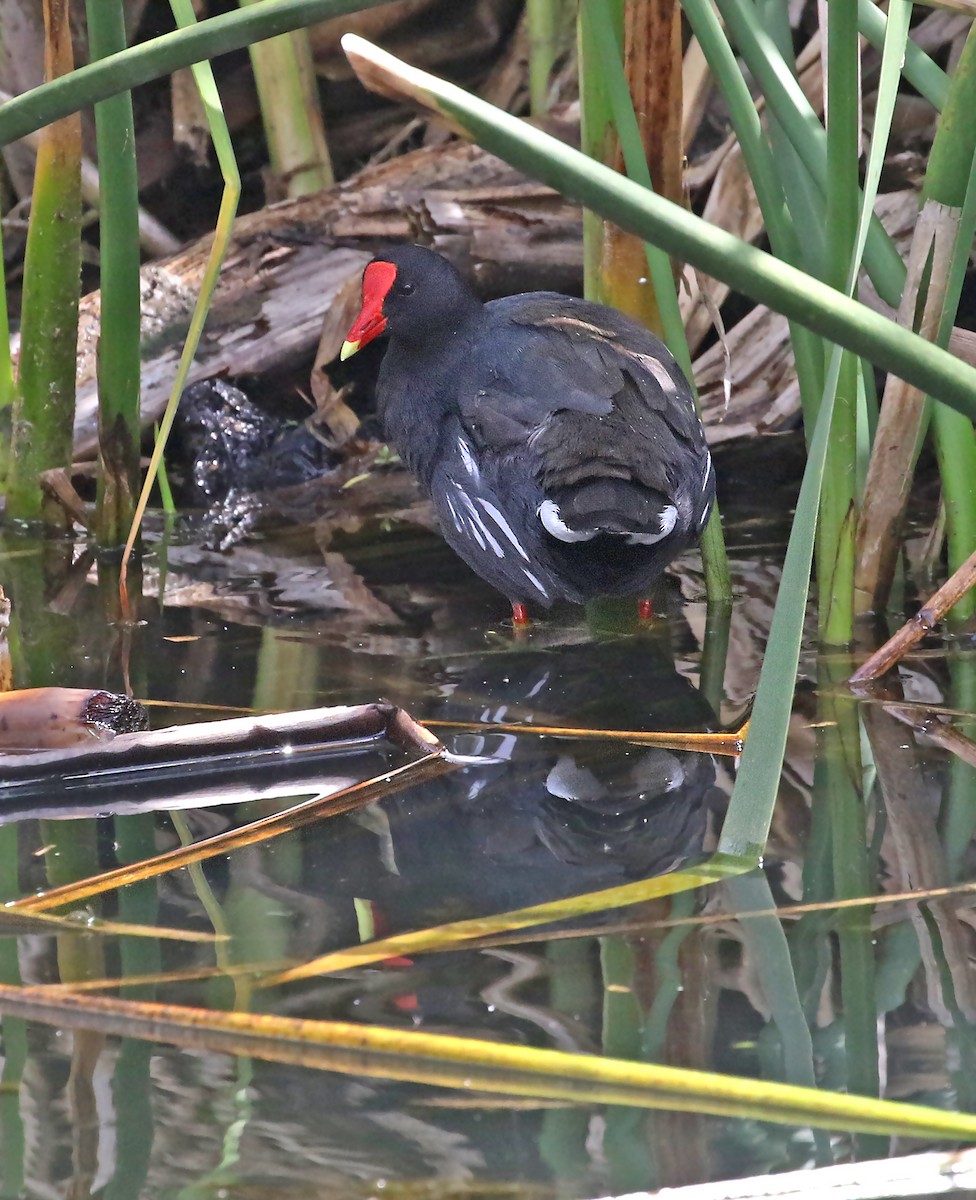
399 282 415 296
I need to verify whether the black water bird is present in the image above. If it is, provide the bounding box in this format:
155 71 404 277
341 245 714 621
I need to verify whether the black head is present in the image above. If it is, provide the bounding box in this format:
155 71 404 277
341 245 482 358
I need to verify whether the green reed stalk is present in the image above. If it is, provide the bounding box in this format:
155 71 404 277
527 0 563 117
719 350 844 860
723 872 817 1090
715 0 904 309
539 941 593 1185
575 0 616 306
819 659 878 1108
239 0 332 198
6 0 82 523
600 936 653 1192
943 650 976 880
0 235 13 418
0 0 390 148
86 0 142 546
121 0 241 596
857 0 948 110
817 0 861 647
699 599 731 716
38 817 104 983
0 816 24 1193
681 0 824 419
751 0 828 284
0 223 14 489
105 813 160 1200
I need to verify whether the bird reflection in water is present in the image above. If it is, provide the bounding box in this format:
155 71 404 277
365 636 727 922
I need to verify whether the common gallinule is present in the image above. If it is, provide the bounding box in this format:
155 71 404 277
341 245 715 622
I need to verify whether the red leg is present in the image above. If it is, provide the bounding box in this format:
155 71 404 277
638 598 654 621
512 602 530 626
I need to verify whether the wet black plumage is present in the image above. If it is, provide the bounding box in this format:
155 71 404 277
342 245 715 610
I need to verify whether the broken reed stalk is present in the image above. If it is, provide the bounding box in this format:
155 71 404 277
0 687 147 751
2 984 975 1139
0 701 440 824
849 544 976 684
5 0 82 523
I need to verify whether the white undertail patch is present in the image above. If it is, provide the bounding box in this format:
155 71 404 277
538 499 598 543
626 504 678 546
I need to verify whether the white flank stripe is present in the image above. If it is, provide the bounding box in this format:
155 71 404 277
446 494 484 550
459 492 504 557
457 437 480 480
702 450 713 491
521 567 550 600
477 497 531 560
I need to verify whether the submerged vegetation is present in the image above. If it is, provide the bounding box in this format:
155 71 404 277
1 1 976 1195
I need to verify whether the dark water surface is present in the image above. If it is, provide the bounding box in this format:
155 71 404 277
0 491 973 1199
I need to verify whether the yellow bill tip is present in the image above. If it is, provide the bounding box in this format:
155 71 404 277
339 339 361 362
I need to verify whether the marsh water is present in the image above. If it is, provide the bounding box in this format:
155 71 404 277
0 457 973 1199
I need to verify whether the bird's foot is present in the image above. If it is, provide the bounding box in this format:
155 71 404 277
511 602 531 626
